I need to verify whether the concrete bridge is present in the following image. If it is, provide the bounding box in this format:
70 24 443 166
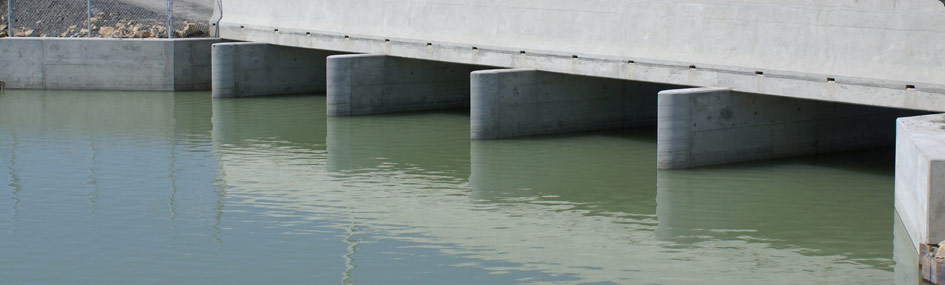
0 0 943 270
207 0 945 256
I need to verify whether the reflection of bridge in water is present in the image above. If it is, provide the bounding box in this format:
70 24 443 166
208 0 945 260
0 91 926 282
207 96 902 283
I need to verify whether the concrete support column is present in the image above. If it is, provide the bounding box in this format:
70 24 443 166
327 54 486 116
895 114 945 254
657 87 922 169
470 69 667 140
212 42 336 98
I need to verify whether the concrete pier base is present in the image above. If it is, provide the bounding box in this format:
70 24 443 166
470 69 672 139
657 87 922 169
211 42 339 98
326 54 489 116
895 114 945 256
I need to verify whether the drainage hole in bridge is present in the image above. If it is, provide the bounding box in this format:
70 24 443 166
827 77 836 82
907 85 916 89
755 71 764 75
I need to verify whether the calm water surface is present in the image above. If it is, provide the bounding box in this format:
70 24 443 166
0 90 919 284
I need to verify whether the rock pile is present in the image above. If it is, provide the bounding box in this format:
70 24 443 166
2 12 208 39
0 15 6 38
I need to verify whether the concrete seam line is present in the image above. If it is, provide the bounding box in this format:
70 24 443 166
687 89 693 166
41 39 47 89
169 41 175 90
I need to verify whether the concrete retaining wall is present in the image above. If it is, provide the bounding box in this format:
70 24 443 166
212 42 341 98
217 0 945 112
657 88 924 169
895 114 945 253
326 54 491 116
0 38 222 91
471 69 675 139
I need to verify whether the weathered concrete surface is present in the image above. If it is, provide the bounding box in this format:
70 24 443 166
327 54 491 116
471 69 676 139
657 88 925 169
0 37 221 91
211 42 341 98
217 0 945 112
896 114 945 255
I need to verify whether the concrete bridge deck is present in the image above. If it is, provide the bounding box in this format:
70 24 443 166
215 0 945 112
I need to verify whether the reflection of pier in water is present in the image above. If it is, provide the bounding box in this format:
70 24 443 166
0 91 905 283
655 154 895 263
0 90 223 250
207 103 895 283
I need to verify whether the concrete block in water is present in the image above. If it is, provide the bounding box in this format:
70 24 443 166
657 87 923 169
896 114 945 261
212 42 339 98
470 69 670 139
326 54 488 116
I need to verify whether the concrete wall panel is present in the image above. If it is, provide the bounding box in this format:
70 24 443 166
174 39 220 91
0 39 48 89
0 38 221 91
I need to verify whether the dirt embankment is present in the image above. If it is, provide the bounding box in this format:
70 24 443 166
1 0 213 38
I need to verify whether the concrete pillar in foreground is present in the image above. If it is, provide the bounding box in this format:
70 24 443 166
327 54 486 116
471 69 667 139
212 42 337 98
657 87 922 169
895 114 945 255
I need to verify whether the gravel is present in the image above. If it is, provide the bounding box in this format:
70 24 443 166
1 0 214 38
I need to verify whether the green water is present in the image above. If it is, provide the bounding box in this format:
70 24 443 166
0 90 917 284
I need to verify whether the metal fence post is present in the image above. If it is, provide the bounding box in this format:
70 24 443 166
166 0 172 38
86 0 91 38
7 0 12 36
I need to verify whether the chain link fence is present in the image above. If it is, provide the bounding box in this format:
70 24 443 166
1 0 214 39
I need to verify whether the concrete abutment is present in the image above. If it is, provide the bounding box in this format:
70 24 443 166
657 87 925 169
470 69 676 140
895 114 945 254
0 38 221 91
211 42 340 98
326 54 492 116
